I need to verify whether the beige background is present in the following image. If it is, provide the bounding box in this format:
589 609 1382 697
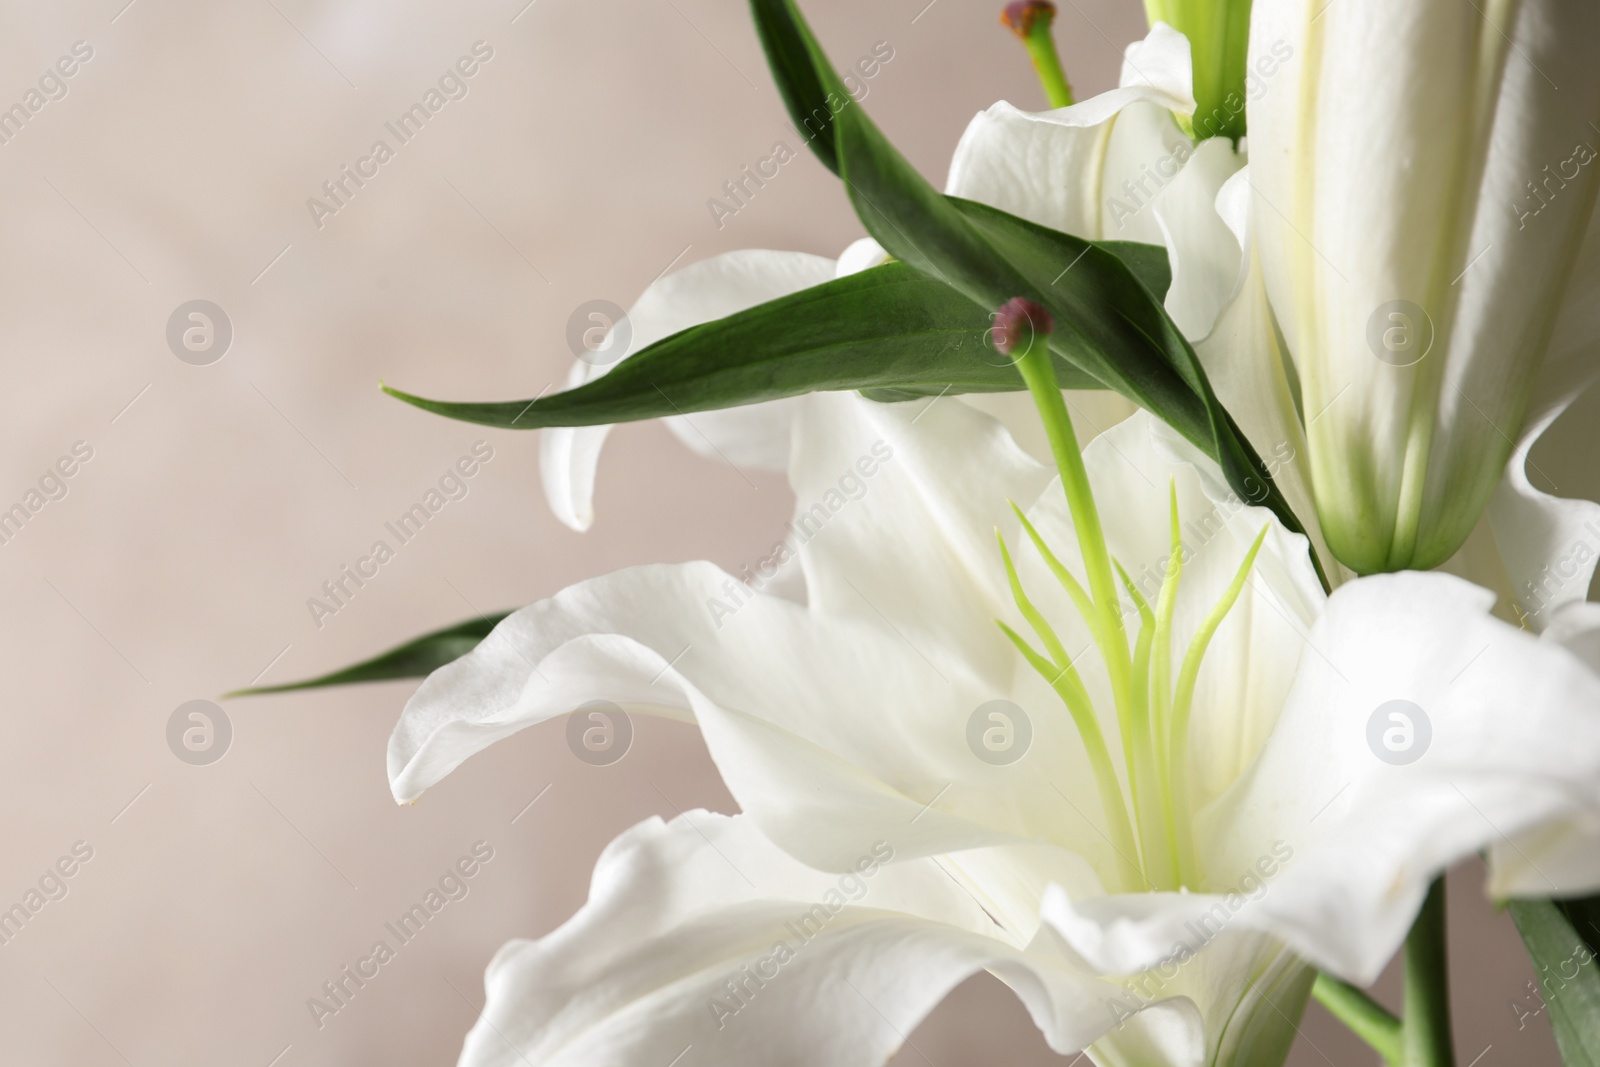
0 0 1580 1063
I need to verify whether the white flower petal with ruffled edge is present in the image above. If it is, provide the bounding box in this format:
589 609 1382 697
539 249 833 530
388 556 1021 869
456 811 1144 1067
1153 137 1243 340
1043 572 1600 983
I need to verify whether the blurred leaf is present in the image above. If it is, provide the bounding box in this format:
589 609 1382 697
383 262 1109 430
1512 899 1600 1066
226 612 509 697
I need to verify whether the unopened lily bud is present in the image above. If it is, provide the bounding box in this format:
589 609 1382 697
991 297 1055 357
1249 0 1600 573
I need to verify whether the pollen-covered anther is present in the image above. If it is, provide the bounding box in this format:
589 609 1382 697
990 297 1055 357
1000 0 1056 39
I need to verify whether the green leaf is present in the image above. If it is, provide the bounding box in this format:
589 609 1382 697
1512 899 1600 1066
750 0 1309 546
383 262 1108 430
751 0 841 174
1564 896 1600 956
225 612 509 697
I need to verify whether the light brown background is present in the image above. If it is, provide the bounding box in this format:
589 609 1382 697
0 0 1580 1063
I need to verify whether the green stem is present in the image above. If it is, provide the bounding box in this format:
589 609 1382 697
1021 30 1074 109
1313 974 1402 1065
1402 878 1456 1067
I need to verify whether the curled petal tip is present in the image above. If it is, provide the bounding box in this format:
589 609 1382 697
1000 0 1055 37
990 297 1054 355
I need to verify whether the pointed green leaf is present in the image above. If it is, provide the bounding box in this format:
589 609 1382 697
225 612 509 697
1512 899 1600 1066
383 262 1108 430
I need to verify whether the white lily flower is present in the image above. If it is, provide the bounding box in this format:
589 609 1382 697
391 390 1600 1067
1244 0 1600 574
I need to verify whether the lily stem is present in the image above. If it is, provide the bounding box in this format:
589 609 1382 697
1022 30 1074 109
1002 3 1074 109
1402 877 1456 1067
1312 974 1401 1065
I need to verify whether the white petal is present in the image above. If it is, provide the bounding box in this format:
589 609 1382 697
945 24 1194 241
386 558 1008 868
945 100 1116 238
539 356 618 531
1120 22 1198 110
539 249 834 530
1488 601 1600 895
458 811 1122 1067
1488 210 1600 627
834 236 891 277
1191 168 1337 582
785 391 1050 668
958 389 1137 464
1041 890 1312 1067
1188 572 1600 981
662 400 803 473
1154 137 1244 340
1095 101 1195 248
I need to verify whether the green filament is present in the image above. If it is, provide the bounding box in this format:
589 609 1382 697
1169 524 1269 886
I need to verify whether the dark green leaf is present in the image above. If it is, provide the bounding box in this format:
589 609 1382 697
225 612 509 697
1564 896 1600 957
1097 239 1174 300
751 0 841 174
1512 899 1600 1066
383 262 1106 430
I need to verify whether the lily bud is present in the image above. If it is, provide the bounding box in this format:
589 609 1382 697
991 296 1055 357
1248 0 1600 573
